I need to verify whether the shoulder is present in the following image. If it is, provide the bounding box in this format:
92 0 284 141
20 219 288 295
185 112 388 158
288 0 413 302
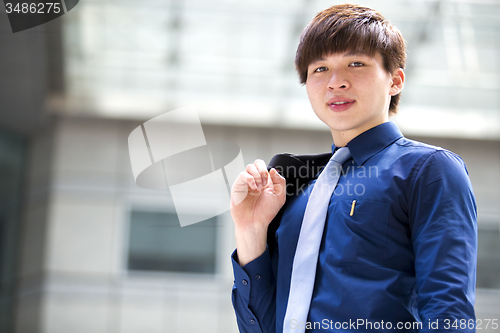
403 139 477 231
393 137 468 174
395 137 457 157
396 139 474 211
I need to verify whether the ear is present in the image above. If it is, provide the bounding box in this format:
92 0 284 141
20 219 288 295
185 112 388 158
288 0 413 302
389 68 405 96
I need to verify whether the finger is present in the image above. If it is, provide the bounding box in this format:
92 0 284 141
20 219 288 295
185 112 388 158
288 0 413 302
270 168 286 183
231 174 250 207
269 168 286 191
245 164 263 188
233 171 258 192
254 159 269 185
269 168 286 197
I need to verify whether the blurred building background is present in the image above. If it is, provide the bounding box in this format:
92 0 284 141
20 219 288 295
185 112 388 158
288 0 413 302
0 0 499 332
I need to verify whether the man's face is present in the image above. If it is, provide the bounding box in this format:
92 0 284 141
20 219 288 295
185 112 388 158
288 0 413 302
305 51 403 144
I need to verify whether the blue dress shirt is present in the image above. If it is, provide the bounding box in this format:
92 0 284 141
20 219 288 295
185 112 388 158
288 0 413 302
231 122 477 333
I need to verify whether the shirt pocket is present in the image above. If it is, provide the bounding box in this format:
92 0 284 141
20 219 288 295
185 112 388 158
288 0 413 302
326 199 391 267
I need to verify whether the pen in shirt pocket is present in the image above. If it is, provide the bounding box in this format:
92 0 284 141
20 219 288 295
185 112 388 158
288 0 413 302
350 200 356 216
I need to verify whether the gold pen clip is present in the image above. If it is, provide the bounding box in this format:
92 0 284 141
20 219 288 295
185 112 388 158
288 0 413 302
350 200 356 216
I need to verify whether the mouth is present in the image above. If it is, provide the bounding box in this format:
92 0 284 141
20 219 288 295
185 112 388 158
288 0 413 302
327 98 355 112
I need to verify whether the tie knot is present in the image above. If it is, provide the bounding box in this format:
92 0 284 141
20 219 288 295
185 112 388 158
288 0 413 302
331 147 351 165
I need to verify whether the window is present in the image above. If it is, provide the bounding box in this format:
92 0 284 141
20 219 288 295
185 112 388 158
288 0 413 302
127 210 217 274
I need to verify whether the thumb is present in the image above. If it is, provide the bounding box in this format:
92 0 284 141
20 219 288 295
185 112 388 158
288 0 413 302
269 168 286 196
269 168 285 183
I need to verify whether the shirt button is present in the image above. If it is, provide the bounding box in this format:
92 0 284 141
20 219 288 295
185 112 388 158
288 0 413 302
255 274 261 280
241 279 248 285
250 319 256 324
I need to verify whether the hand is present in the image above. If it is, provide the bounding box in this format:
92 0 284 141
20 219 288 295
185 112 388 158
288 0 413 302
231 159 287 230
230 159 286 265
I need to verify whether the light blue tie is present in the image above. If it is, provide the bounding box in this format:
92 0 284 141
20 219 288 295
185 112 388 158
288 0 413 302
283 147 351 333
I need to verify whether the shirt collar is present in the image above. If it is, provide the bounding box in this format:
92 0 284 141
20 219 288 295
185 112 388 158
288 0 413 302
331 121 404 166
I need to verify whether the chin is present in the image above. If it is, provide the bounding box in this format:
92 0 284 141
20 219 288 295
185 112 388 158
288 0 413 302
326 120 358 132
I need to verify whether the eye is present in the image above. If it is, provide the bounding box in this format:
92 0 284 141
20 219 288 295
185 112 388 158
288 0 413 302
313 66 328 73
349 62 364 67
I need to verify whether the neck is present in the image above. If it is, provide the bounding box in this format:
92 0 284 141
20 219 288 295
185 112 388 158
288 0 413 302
331 131 354 147
331 120 389 147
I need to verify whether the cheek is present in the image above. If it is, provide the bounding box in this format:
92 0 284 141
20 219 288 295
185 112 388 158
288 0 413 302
306 82 322 100
361 76 390 97
374 72 393 89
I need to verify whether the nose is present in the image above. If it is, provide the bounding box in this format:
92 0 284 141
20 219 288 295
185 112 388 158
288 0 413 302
327 71 349 90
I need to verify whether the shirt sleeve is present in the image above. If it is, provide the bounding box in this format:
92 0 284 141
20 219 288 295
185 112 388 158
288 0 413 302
409 150 477 332
231 248 277 333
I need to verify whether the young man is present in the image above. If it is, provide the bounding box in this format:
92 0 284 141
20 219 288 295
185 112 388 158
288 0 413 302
230 4 477 333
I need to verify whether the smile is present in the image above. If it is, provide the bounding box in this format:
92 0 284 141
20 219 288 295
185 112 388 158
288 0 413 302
327 99 355 112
